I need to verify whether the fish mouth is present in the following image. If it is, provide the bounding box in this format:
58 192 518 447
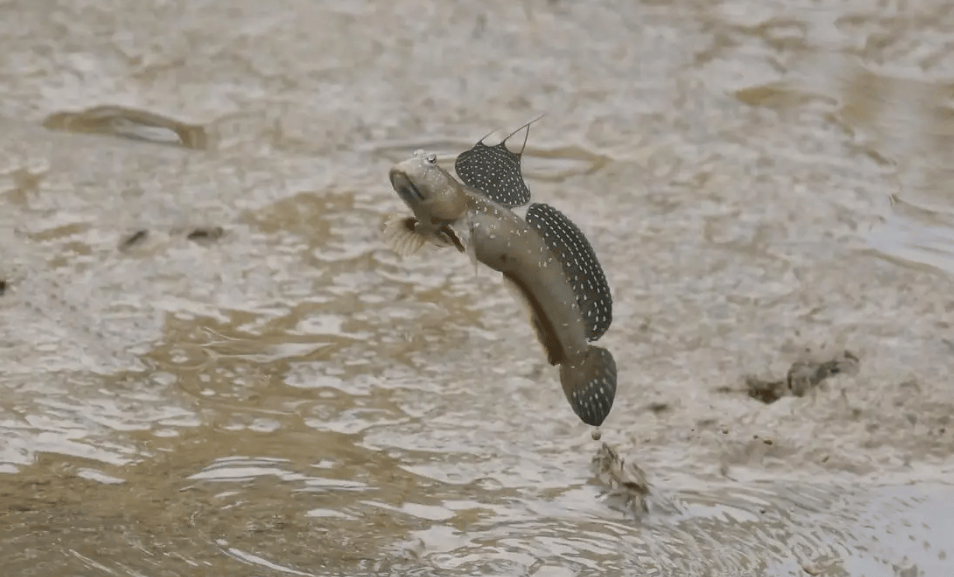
389 170 425 205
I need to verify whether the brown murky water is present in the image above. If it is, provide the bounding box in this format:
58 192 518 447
1 0 953 575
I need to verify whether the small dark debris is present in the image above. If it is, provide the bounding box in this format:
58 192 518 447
0 279 6 295
186 226 224 242
646 401 670 414
119 229 149 249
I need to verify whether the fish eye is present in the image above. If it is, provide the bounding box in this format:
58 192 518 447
425 152 437 164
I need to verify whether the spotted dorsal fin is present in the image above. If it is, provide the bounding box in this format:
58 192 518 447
526 203 612 341
454 117 542 208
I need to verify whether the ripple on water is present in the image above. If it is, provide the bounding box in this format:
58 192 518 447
42 105 208 150
866 198 954 276
377 479 954 576
738 54 954 277
0 371 200 472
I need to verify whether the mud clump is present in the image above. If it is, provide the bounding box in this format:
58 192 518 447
744 377 787 404
119 230 149 250
591 442 651 517
745 350 860 404
185 226 225 243
118 227 225 251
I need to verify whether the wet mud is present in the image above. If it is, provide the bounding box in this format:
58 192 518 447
1 0 953 576
736 349 861 404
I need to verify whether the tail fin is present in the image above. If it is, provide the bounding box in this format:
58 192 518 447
559 346 617 426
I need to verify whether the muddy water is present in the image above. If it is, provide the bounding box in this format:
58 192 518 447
1 0 953 575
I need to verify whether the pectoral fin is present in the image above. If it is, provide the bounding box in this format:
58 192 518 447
383 215 427 257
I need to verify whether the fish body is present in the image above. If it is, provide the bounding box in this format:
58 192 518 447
385 129 616 427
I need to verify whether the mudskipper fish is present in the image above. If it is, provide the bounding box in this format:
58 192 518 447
384 122 617 427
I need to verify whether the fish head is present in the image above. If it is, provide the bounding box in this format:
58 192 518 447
389 150 468 227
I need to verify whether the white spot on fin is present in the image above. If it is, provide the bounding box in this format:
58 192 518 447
526 203 613 341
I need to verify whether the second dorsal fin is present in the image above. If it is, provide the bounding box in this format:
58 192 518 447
526 202 613 341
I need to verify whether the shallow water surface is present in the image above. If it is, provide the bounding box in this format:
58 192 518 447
1 0 953 575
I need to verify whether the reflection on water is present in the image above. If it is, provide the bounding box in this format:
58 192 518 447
1 0 954 575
